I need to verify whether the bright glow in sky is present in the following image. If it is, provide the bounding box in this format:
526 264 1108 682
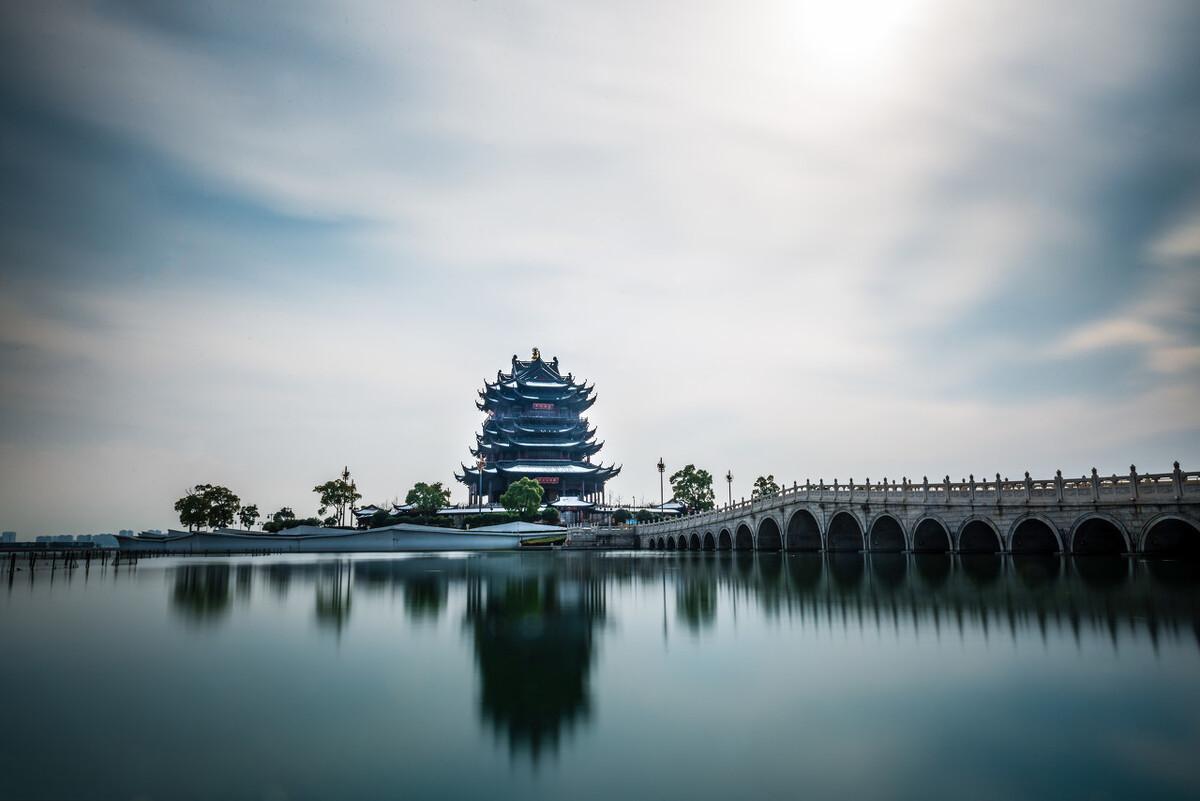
0 1 1197 535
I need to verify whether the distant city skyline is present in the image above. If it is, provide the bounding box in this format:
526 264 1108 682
1 1 1198 536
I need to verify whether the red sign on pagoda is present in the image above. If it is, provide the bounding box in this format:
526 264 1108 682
532 402 555 411
536 476 560 485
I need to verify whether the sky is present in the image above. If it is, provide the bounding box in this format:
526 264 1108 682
1 0 1198 536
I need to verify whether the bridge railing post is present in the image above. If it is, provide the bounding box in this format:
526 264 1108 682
1091 467 1100 502
1173 461 1183 500
969 474 976 504
1054 470 1064 503
922 476 929 503
1129 465 1138 502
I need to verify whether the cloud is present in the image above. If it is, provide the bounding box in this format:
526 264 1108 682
1 0 1198 534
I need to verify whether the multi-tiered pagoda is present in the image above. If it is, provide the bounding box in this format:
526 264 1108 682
457 349 620 504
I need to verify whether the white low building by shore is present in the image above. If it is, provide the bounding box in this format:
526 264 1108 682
115 521 567 554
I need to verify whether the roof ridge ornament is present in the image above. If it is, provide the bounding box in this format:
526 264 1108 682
532 347 541 361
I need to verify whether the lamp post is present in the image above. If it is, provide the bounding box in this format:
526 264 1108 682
726 470 733 507
657 457 666 515
476 458 486 516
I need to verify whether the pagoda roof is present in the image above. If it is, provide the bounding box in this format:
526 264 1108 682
480 350 595 400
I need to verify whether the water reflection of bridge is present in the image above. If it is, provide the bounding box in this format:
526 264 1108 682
662 552 1199 651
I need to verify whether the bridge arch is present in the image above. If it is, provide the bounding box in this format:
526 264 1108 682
1069 514 1129 556
867 513 907 552
703 531 715 551
911 517 951 553
657 537 665 550
1008 515 1062 555
1140 514 1200 558
718 529 732 550
756 517 783 551
689 532 701 551
785 508 822 551
827 511 864 552
734 523 754 551
668 536 679 550
957 517 1002 554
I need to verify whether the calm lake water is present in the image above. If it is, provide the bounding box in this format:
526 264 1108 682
2 551 1199 801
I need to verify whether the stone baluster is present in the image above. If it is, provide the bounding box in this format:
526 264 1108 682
922 476 929 503
883 477 889 505
1129 465 1138 502
1054 469 1064 503
943 475 951 499
819 478 825 493
969 474 976 504
902 477 908 504
849 478 855 503
1024 471 1032 502
805 478 811 500
1173 461 1183 500
1090 467 1100 501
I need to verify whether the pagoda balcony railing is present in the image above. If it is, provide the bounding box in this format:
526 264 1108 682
641 462 1200 531
493 414 587 425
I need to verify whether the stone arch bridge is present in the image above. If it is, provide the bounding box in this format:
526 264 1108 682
636 463 1200 558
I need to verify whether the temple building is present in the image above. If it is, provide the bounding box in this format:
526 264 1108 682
457 349 620 505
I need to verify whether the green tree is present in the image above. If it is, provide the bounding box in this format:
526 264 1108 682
206 486 241 529
752 475 781 500
612 508 631 525
313 467 362 527
173 484 242 531
271 507 296 525
669 464 715 513
499 477 544 521
540 506 561 524
405 481 452 515
174 489 209 532
238 504 260 531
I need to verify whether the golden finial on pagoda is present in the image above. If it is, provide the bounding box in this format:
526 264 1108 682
532 347 541 360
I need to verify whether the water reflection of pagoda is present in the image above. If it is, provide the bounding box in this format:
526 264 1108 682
457 349 620 504
464 572 605 760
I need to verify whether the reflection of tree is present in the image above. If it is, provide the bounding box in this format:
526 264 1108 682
315 562 352 634
263 564 291 598
676 575 716 631
171 565 231 623
404 575 447 622
464 573 605 762
235 564 253 601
